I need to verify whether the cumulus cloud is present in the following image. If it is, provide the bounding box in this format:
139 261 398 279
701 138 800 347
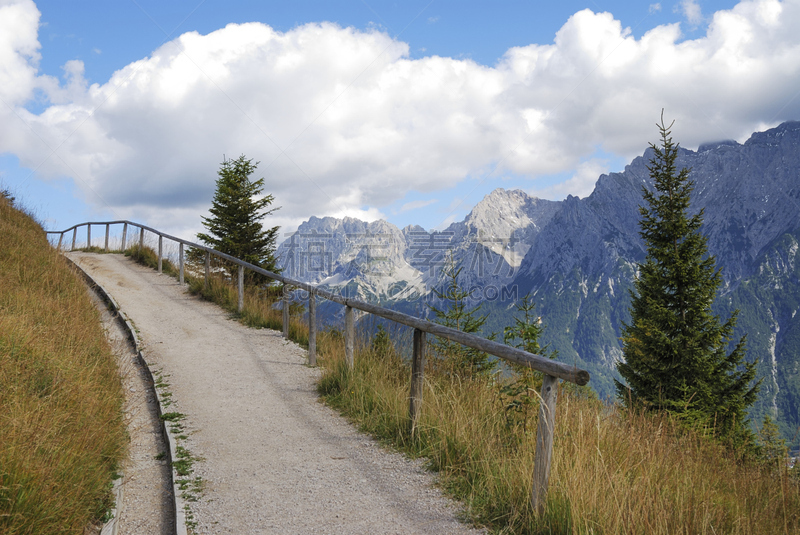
529 159 612 200
396 199 437 214
0 0 41 106
676 0 704 25
2 0 800 237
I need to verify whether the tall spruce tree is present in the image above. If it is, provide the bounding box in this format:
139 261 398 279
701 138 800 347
616 115 760 445
197 155 280 281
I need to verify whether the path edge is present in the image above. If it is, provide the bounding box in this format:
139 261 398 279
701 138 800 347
65 254 188 535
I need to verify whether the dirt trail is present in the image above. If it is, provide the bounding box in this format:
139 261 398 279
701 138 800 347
69 252 483 535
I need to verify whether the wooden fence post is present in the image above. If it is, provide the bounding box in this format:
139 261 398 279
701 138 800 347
139 227 144 249
158 235 163 273
345 305 354 369
204 251 210 290
282 285 290 339
531 374 559 515
121 223 128 250
72 228 77 251
87 224 91 249
409 328 426 437
237 265 244 313
308 291 317 366
179 243 184 284
104 224 110 251
57 232 64 251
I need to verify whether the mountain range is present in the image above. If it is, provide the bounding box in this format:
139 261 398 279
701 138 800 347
277 120 800 443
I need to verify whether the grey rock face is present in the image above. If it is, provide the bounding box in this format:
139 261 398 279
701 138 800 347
277 188 561 302
277 216 425 301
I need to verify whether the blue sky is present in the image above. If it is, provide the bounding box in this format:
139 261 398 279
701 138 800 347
34 1 732 83
2 0 796 239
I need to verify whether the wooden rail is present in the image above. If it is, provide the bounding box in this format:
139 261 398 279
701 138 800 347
48 220 590 514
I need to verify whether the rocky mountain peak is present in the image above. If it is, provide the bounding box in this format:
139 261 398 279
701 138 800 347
698 140 739 152
465 188 543 232
452 188 560 266
466 189 530 232
402 224 426 235
745 120 800 147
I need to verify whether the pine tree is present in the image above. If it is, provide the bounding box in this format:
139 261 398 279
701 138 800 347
616 114 760 445
430 254 496 377
197 155 280 282
500 294 556 435
757 414 787 471
371 324 394 357
503 293 552 357
503 293 557 378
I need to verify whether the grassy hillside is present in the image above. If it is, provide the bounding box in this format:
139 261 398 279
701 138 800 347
0 195 127 534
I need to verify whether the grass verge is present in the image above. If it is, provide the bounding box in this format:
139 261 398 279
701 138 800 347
0 196 127 534
152 368 203 532
319 347 800 533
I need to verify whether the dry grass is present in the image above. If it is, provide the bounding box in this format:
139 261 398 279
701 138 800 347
128 242 800 534
124 243 178 275
319 346 800 534
0 198 127 534
184 269 312 346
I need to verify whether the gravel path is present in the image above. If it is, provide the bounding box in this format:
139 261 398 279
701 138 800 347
69 252 485 535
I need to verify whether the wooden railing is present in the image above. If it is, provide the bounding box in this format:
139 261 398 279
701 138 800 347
47 220 590 514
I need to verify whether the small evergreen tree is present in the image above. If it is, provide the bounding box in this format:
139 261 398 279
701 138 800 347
430 254 496 378
757 414 787 471
503 293 553 358
616 114 760 446
502 294 556 387
197 155 280 282
371 324 394 357
500 293 555 436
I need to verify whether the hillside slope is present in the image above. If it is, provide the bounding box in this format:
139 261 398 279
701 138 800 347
0 194 126 533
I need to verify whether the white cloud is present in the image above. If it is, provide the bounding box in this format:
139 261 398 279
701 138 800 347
2 0 800 237
529 158 612 200
0 0 41 106
396 199 437 214
649 3 662 13
676 0 704 26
